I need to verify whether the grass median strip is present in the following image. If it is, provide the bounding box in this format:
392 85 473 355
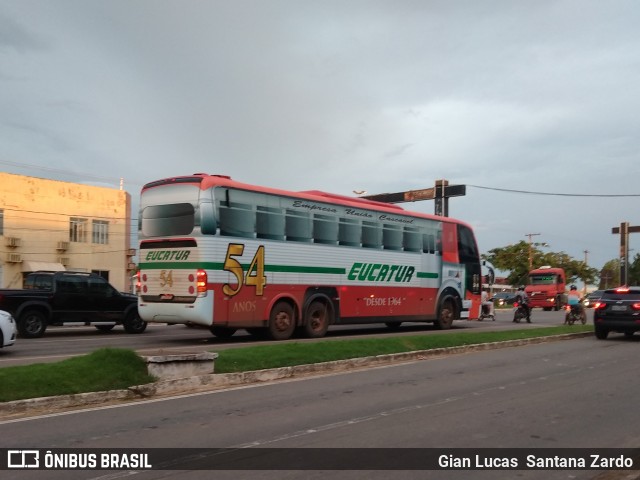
0 348 155 402
213 326 592 373
0 326 592 402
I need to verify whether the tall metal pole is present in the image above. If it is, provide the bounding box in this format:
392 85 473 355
583 250 589 295
620 222 629 286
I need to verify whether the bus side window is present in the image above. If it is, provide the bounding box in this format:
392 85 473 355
423 233 435 254
313 214 338 244
383 224 402 250
362 221 382 249
286 210 312 242
339 218 361 247
403 227 421 252
257 206 285 240
219 202 255 238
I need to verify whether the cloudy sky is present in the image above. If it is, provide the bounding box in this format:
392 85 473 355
2 0 640 274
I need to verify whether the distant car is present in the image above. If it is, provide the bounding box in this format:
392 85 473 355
593 286 640 339
0 310 17 348
490 292 516 307
582 290 604 308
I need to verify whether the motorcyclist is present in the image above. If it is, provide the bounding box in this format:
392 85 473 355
566 285 585 323
514 286 531 323
480 289 495 319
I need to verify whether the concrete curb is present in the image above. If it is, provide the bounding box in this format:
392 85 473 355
0 332 592 419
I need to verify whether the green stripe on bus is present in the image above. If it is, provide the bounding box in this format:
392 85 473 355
267 265 345 274
417 272 439 279
139 262 344 275
139 262 437 279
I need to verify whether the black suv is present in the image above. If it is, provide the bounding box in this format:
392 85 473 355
593 287 640 339
0 271 146 338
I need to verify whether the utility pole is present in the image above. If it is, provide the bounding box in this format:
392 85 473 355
525 233 541 270
611 222 640 285
583 250 589 295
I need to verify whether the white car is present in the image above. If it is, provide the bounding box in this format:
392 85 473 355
0 310 17 348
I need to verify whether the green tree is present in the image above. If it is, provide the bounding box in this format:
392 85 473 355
627 253 640 286
482 241 534 286
482 241 599 287
599 259 620 289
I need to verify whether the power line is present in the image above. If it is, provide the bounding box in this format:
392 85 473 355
4 160 639 198
0 159 126 186
468 185 640 197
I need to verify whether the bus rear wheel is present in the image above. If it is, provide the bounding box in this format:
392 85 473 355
268 302 296 340
303 300 331 338
435 299 455 330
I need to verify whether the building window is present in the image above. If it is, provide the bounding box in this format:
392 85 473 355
70 217 88 243
92 220 109 244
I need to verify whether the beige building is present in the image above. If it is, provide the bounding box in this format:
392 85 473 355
0 172 134 290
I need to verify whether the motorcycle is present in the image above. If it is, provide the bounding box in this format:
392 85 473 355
512 301 529 323
564 304 587 325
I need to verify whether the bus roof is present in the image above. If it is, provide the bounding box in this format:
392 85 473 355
142 173 472 227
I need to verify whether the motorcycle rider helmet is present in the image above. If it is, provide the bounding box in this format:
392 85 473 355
518 285 525 291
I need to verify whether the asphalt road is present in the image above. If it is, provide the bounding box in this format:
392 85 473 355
0 308 592 367
1 331 638 480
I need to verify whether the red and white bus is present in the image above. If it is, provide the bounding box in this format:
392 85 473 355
137 174 482 340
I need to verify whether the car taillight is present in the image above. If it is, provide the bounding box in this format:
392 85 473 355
197 269 208 294
632 303 640 310
615 286 630 293
594 302 606 310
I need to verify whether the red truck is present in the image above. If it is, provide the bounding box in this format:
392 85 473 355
524 266 568 311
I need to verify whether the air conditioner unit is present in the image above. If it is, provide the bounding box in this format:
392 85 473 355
6 253 22 263
57 241 69 251
58 257 70 266
6 237 21 248
127 248 136 256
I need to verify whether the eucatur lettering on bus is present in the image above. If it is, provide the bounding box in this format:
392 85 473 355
144 250 191 261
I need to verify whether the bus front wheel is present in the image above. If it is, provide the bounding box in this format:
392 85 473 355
435 299 455 330
268 302 296 340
